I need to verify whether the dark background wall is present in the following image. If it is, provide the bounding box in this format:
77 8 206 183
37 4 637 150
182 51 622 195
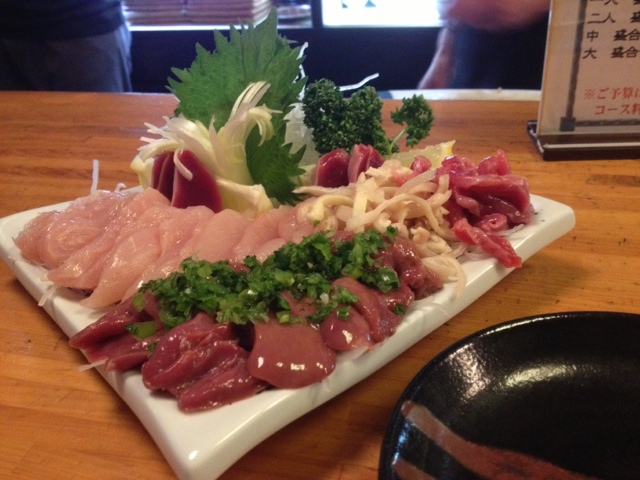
130 26 441 93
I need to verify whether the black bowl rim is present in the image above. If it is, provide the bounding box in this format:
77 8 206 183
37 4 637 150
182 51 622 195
378 310 640 479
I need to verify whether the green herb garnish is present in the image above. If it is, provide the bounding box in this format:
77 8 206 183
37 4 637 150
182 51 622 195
167 9 306 204
301 78 434 155
125 320 157 340
135 228 399 329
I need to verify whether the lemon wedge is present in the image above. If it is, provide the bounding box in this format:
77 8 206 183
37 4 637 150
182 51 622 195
386 140 455 169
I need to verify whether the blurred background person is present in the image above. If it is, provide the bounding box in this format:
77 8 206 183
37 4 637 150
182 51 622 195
0 0 132 92
418 0 551 90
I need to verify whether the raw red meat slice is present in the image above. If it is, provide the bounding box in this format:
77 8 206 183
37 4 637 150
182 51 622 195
69 297 141 350
141 313 236 390
177 358 268 412
315 148 350 187
319 307 373 351
347 144 383 183
247 317 336 389
436 151 534 267
376 236 444 299
171 150 222 212
151 151 175 201
332 277 400 343
453 218 522 268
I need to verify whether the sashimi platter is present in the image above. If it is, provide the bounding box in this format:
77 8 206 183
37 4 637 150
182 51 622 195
0 10 575 480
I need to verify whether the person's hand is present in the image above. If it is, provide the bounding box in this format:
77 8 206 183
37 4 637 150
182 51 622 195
437 0 550 32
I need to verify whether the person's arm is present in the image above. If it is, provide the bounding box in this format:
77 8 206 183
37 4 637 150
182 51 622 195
418 0 551 89
417 25 455 89
437 0 550 32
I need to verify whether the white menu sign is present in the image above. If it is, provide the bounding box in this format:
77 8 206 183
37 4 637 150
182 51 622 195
535 0 640 157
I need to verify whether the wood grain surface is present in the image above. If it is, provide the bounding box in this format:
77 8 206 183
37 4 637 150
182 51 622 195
1 91 638 480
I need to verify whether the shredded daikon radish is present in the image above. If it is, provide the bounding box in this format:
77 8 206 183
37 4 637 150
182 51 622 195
295 160 464 288
38 283 57 306
78 358 107 371
338 73 380 92
496 223 526 237
423 255 467 296
90 159 99 194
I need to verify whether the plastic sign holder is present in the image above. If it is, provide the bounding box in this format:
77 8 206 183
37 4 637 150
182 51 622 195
529 0 640 160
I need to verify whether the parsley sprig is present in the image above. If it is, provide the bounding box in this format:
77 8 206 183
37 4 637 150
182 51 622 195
135 228 399 329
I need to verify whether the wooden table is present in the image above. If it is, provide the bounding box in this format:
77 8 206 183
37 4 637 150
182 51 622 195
1 91 638 480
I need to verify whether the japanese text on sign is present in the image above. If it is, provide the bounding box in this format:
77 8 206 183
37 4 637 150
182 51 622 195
577 0 640 124
537 0 640 135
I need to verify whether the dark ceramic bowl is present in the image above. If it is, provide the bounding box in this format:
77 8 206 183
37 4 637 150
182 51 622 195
379 311 640 480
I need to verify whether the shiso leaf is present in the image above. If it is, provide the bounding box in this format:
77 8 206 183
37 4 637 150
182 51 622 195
167 9 307 204
168 9 306 131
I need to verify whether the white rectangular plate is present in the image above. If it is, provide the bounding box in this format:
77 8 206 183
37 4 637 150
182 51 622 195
0 194 575 480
